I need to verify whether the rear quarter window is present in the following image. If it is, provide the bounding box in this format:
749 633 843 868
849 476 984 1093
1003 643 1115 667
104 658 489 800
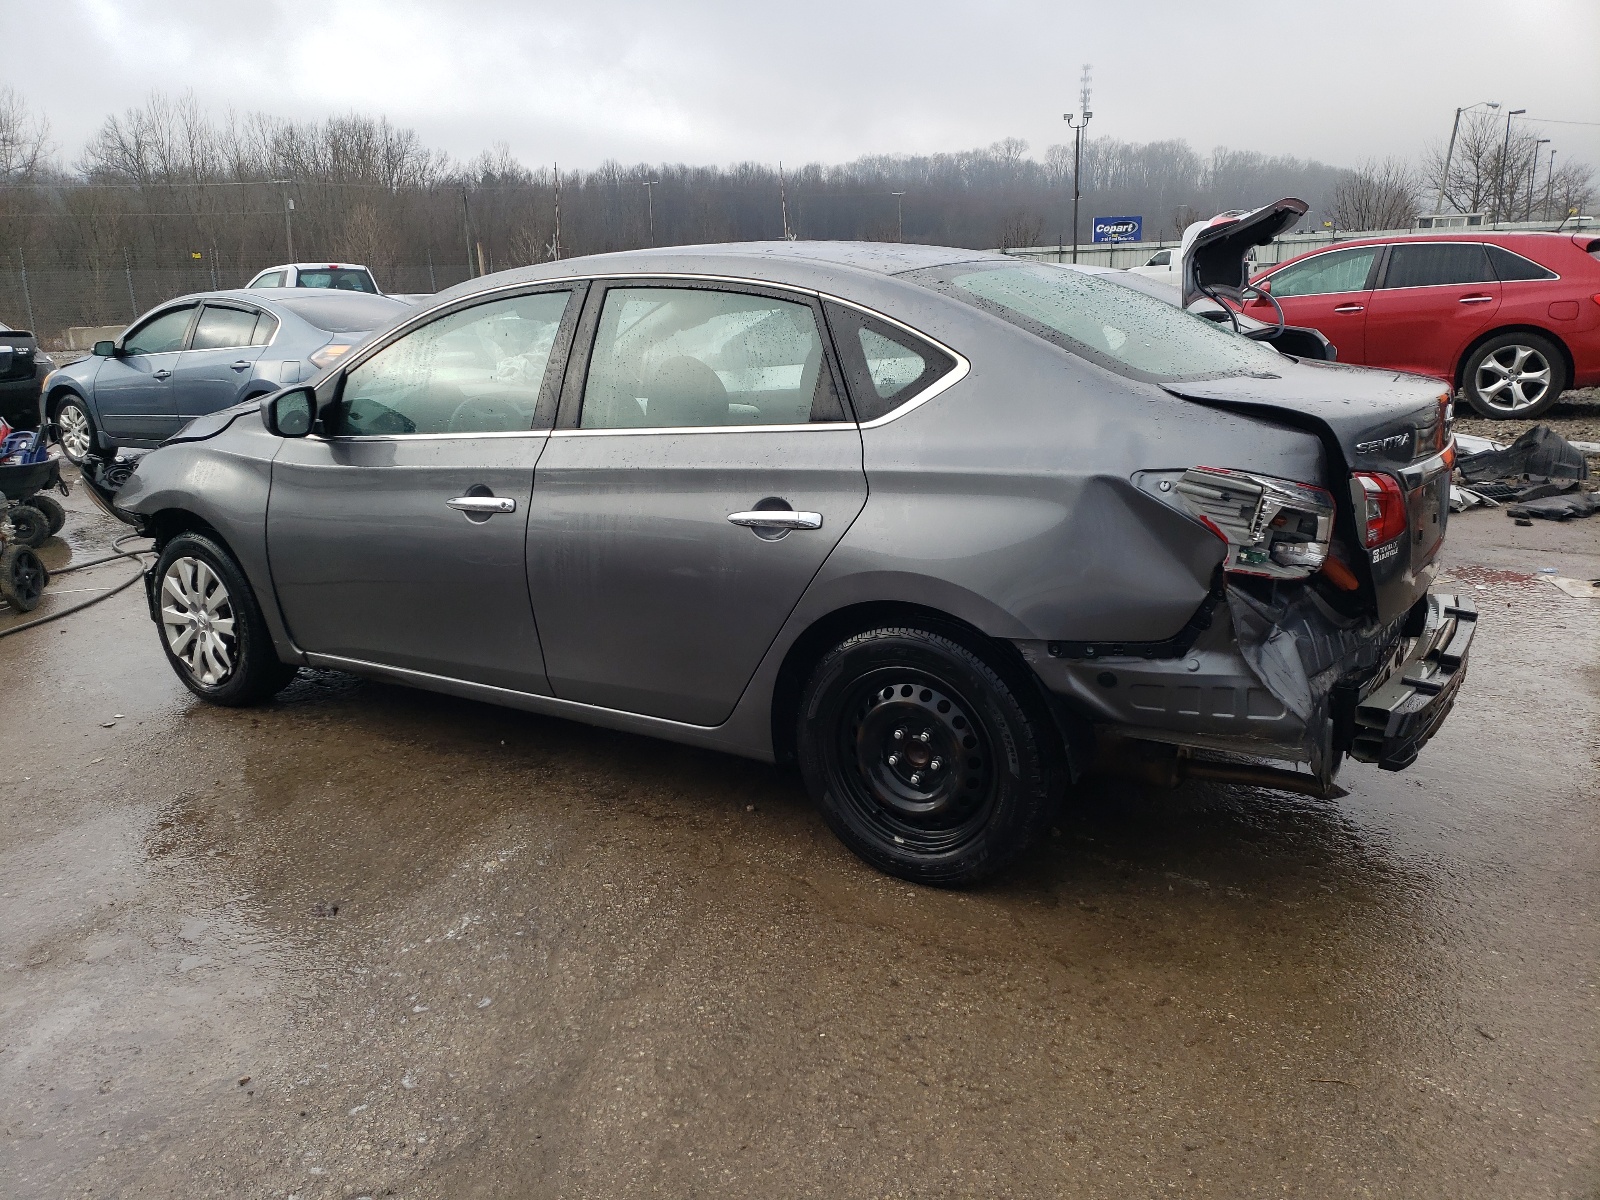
1486 245 1558 281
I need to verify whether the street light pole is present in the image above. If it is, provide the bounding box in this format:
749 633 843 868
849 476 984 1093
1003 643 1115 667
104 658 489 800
1527 138 1550 221
890 191 905 241
1493 108 1526 225
271 179 296 261
1435 101 1498 215
1544 148 1558 220
1063 63 1092 264
643 179 659 244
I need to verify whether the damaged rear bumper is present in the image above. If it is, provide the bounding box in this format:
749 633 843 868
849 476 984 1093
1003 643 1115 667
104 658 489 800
1018 588 1474 783
1346 593 1475 770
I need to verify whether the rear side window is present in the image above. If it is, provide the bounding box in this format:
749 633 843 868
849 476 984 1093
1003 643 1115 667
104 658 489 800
253 271 286 288
1486 245 1558 281
823 302 956 422
191 305 260 351
296 268 379 293
581 286 845 430
1381 243 1494 288
1263 246 1379 297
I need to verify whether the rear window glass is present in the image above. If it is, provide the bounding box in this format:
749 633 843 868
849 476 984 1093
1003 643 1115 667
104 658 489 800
296 267 379 293
1486 245 1558 281
905 261 1283 384
277 293 406 333
1381 243 1494 289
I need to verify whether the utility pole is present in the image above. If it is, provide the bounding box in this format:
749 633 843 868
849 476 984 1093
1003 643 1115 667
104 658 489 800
1492 108 1525 225
460 187 474 277
1063 63 1092 264
1543 148 1557 220
552 164 562 260
643 179 659 244
779 161 793 241
272 179 296 261
1527 138 1550 221
891 191 905 241
1435 101 1497 215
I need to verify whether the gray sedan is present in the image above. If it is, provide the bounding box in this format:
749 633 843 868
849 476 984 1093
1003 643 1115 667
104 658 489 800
90 242 1475 886
42 289 409 462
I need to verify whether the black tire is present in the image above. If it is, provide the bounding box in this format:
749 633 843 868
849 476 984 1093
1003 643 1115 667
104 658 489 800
53 395 96 464
8 504 50 548
0 544 47 612
29 492 66 536
1460 331 1567 420
153 532 298 706
796 625 1059 887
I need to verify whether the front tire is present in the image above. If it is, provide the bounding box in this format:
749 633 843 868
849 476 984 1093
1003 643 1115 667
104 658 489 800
154 533 297 706
54 396 95 464
1461 332 1567 419
796 625 1058 887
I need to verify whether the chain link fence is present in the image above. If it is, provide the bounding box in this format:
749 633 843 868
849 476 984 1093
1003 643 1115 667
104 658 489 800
0 252 475 348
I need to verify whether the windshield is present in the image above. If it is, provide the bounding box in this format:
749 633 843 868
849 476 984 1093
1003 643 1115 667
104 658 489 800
296 267 379 293
278 293 406 333
905 261 1286 383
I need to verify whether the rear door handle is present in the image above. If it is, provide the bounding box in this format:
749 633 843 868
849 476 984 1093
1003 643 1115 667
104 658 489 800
1458 295 1494 304
727 509 823 530
231 360 251 370
152 369 172 380
447 495 516 515
1332 304 1365 314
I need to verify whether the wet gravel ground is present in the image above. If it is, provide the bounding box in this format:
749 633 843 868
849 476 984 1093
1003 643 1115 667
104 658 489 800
1 486 1597 1199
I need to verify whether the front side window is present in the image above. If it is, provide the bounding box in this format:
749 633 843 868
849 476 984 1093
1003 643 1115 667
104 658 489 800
580 287 843 430
1381 243 1494 289
329 290 573 436
1147 250 1171 267
1486 244 1558 281
907 261 1284 384
123 306 196 356
297 268 379 293
191 305 260 351
253 271 287 288
1264 246 1380 298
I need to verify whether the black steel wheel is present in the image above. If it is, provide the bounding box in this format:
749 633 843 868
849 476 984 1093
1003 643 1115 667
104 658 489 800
28 492 66 536
0 544 47 612
797 625 1058 886
7 504 50 548
154 532 298 705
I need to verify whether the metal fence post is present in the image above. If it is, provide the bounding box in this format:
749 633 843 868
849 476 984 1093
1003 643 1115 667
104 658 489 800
124 248 138 318
18 249 37 334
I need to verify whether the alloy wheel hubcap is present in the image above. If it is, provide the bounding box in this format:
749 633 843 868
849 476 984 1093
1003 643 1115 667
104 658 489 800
1476 345 1552 413
160 557 237 686
58 404 91 460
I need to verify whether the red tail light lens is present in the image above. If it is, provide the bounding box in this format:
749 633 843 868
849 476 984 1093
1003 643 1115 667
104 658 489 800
1354 472 1407 549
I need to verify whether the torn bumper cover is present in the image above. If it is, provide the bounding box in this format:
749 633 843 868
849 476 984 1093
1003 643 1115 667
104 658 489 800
1347 593 1476 770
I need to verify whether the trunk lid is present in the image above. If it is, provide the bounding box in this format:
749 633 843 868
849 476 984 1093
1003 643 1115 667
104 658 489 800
1181 198 1309 307
1166 359 1452 624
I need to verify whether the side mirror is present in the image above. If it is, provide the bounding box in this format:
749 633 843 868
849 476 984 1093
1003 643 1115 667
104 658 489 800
261 386 317 438
1255 278 1272 293
92 340 118 357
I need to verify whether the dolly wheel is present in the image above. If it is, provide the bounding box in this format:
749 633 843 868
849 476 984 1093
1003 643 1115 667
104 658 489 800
0 544 47 612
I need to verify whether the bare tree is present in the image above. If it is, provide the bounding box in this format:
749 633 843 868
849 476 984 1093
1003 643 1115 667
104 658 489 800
1330 157 1417 231
0 88 53 181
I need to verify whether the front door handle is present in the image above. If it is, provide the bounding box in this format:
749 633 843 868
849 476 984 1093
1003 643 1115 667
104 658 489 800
727 509 823 531
231 359 251 370
1332 304 1365 314
447 495 516 515
1458 295 1494 304
152 368 172 380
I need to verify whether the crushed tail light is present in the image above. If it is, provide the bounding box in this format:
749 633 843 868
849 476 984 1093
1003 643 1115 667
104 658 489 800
1175 466 1335 580
308 343 354 369
1354 471 1407 550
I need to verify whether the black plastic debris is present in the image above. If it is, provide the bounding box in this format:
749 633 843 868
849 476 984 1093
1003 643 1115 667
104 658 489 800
1457 425 1590 484
1503 491 1600 521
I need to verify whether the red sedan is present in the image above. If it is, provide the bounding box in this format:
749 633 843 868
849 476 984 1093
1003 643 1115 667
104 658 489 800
1247 231 1600 418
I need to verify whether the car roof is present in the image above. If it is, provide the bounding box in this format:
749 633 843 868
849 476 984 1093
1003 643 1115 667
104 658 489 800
432 240 1009 303
254 262 372 272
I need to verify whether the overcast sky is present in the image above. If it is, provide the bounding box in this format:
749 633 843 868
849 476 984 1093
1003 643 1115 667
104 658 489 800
10 0 1599 174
